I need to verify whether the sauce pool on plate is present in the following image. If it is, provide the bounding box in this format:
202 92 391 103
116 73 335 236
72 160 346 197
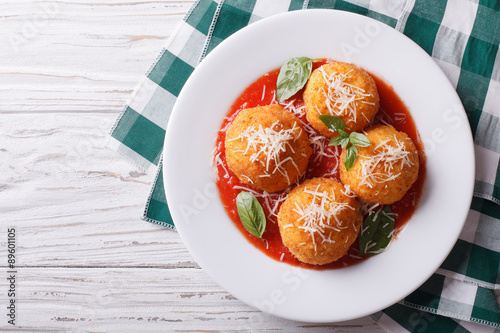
213 60 426 270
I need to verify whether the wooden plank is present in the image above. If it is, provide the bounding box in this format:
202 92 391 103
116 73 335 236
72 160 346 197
0 267 383 332
0 113 195 268
0 0 195 112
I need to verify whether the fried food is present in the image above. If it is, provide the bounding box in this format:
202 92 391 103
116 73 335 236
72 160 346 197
225 104 312 192
277 177 362 265
304 61 379 137
339 125 419 204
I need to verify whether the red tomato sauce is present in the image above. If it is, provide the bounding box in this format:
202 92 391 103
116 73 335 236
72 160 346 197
213 60 426 270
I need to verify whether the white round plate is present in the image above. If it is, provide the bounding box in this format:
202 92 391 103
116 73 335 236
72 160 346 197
164 9 474 323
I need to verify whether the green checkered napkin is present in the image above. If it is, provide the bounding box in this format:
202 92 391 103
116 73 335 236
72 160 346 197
110 0 500 331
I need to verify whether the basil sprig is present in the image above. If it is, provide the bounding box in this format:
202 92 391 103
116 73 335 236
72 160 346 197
359 205 395 255
318 115 371 171
236 191 267 241
276 57 312 102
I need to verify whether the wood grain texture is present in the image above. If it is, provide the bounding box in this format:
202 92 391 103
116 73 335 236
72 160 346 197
0 0 193 112
0 1 383 331
0 268 382 332
0 113 194 268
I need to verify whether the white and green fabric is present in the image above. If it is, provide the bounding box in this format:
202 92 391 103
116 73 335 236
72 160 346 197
109 0 500 331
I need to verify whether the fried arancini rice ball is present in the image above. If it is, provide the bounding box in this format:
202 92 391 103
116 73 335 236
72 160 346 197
304 61 379 138
339 125 419 205
225 105 312 193
277 178 362 265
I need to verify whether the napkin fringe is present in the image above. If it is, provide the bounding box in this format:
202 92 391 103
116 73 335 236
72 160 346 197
395 0 415 32
436 268 498 291
199 0 225 63
401 300 500 329
141 215 176 230
141 156 177 231
474 191 500 206
143 1 197 82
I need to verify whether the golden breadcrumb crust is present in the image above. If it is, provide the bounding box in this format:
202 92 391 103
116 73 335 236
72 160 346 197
277 178 361 265
304 61 379 138
340 125 419 204
225 104 312 193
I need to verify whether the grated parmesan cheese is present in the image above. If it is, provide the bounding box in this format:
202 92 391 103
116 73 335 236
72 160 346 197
319 67 373 124
356 135 414 187
228 120 303 182
213 151 230 180
292 184 354 251
233 185 289 221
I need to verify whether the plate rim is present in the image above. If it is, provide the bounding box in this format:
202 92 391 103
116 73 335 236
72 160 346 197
163 8 475 323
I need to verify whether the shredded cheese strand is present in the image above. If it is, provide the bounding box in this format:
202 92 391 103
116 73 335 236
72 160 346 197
279 98 336 166
318 67 373 124
357 135 414 187
292 184 354 252
228 120 302 181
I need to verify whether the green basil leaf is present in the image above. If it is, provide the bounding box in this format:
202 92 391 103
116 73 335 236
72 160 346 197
236 191 266 240
359 205 395 255
349 132 371 147
340 137 350 149
337 129 349 139
276 57 312 102
317 115 346 132
328 137 344 146
344 143 358 172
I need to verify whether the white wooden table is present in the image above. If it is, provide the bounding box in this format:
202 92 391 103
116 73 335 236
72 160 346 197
1 1 384 331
